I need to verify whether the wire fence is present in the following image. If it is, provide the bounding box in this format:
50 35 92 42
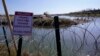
0 16 100 56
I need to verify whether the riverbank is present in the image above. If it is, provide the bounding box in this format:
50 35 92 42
0 17 92 28
33 18 77 27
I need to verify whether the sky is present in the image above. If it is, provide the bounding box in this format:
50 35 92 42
0 0 100 14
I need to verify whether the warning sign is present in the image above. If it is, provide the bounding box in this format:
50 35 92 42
13 12 33 35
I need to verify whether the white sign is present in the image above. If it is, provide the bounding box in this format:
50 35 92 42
13 12 33 35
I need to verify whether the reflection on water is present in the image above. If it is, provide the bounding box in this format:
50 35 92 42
0 17 100 56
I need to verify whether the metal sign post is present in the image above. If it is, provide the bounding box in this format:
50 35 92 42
17 35 23 56
54 16 62 56
2 26 10 56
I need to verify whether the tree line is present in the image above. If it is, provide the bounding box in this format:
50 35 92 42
68 9 100 16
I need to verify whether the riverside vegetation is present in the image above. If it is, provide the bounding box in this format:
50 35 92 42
0 16 90 28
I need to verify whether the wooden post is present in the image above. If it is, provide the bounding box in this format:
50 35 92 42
54 16 62 56
17 35 23 56
2 26 10 56
2 0 17 51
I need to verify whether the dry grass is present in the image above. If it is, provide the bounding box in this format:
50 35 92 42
0 44 46 56
33 18 77 27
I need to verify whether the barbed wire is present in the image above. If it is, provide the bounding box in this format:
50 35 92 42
0 17 100 56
